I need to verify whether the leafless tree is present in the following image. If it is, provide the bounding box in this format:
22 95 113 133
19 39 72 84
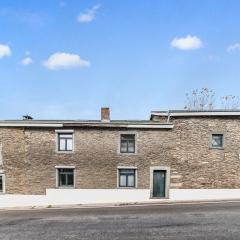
221 95 240 110
184 88 215 110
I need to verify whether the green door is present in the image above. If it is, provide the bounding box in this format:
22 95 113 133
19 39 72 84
153 170 166 198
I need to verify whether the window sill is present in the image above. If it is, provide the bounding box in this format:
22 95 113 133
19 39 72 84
56 151 74 154
118 187 137 189
57 186 75 189
118 152 137 156
209 147 224 150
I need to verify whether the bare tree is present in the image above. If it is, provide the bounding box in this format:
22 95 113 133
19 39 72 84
184 88 215 110
221 95 240 110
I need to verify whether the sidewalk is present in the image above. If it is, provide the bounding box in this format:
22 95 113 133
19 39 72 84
1 198 240 211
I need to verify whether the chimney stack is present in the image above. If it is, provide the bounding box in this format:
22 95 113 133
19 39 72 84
101 107 110 122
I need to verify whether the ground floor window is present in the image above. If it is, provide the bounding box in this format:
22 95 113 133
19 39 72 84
57 168 74 188
118 169 136 187
0 173 5 193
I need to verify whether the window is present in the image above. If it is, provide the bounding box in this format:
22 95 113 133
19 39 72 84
119 169 136 187
0 174 5 193
58 133 73 152
58 168 74 187
211 134 224 148
120 134 135 153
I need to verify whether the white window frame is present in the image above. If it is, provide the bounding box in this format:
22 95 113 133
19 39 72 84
0 171 5 194
118 131 137 155
55 166 76 189
55 130 74 153
117 166 138 188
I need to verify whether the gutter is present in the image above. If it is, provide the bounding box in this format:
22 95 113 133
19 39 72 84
0 122 173 129
63 123 174 129
0 123 64 128
151 111 240 118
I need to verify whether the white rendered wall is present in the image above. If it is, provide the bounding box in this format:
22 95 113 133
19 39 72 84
170 189 240 201
46 189 152 205
1 189 240 208
0 194 47 208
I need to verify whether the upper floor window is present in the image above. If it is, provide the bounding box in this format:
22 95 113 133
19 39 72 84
58 133 73 152
120 134 135 153
211 134 224 148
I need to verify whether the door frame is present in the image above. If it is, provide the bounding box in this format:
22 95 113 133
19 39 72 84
150 166 170 199
0 170 5 194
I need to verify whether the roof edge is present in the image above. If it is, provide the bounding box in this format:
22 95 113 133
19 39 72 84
151 110 240 118
0 122 173 129
0 123 64 127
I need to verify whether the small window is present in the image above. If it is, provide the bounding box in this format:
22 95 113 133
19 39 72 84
58 133 73 152
0 174 4 193
211 134 223 148
120 134 135 153
119 169 136 187
58 168 74 187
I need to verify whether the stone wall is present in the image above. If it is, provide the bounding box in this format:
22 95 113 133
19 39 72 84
171 117 240 188
1 116 240 194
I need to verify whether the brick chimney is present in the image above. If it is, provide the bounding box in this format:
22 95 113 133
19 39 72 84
101 107 110 122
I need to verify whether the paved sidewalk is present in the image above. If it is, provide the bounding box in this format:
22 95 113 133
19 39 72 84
1 198 240 211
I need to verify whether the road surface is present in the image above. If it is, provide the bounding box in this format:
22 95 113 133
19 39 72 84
0 202 240 239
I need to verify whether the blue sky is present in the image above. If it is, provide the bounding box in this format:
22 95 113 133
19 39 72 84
1 0 240 120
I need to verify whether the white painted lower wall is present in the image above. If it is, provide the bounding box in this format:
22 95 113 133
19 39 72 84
1 189 240 208
170 189 240 201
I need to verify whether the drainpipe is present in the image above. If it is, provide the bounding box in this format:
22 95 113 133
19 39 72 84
167 110 171 123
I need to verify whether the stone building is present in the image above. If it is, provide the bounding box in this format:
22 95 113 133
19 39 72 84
1 108 240 205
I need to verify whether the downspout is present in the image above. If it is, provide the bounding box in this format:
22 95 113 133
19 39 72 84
167 110 171 123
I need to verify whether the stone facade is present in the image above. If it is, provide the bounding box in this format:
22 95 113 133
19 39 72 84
1 115 240 195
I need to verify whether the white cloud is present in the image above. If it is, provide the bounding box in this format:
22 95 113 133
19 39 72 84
21 57 33 66
0 44 11 58
171 35 203 50
227 43 240 52
43 52 90 70
77 4 101 23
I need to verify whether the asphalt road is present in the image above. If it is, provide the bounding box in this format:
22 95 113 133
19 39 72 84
1 202 240 240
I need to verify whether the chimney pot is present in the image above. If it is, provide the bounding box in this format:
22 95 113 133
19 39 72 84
101 107 110 122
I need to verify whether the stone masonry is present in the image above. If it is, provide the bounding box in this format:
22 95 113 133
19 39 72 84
1 115 240 194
